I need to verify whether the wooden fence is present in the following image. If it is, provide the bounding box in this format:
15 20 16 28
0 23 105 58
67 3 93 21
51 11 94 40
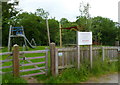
50 43 119 76
0 44 48 77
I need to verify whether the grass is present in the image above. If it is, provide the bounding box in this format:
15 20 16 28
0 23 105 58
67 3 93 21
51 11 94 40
1 46 49 84
2 73 27 84
37 57 118 83
1 46 119 83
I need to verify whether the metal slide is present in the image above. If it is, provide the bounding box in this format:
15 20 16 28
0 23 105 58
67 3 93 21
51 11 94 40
24 36 35 48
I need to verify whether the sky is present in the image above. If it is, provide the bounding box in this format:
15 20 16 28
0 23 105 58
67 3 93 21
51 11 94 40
15 0 119 22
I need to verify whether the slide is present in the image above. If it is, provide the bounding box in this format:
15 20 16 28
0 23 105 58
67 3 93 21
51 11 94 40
24 36 35 48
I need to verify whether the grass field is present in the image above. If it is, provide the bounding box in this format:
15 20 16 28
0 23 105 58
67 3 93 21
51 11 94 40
1 46 119 83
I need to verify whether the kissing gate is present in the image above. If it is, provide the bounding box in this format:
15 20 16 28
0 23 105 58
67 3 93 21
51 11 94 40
0 44 48 77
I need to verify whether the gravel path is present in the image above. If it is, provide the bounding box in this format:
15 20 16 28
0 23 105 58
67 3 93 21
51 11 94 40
82 72 119 83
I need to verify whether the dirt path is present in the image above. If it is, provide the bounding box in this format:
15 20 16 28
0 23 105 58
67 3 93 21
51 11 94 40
23 77 38 83
23 72 119 84
81 72 119 83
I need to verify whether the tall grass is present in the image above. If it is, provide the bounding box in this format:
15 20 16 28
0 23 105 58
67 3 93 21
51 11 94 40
37 56 118 83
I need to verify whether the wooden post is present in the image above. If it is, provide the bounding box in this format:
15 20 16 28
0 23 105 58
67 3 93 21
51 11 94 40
76 31 80 69
8 25 12 51
50 43 58 76
13 44 19 77
89 45 92 68
102 47 105 61
45 47 48 75
55 48 58 75
77 45 80 69
46 18 51 45
59 23 62 48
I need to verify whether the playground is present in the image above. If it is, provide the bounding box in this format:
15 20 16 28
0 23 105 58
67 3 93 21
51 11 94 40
0 0 120 84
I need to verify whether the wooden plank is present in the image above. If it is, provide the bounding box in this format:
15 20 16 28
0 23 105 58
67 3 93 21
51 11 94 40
62 52 64 67
58 48 77 52
19 50 47 54
21 62 45 66
25 56 45 60
0 71 12 74
64 52 67 66
45 48 48 75
102 47 105 61
0 66 12 69
24 59 45 73
21 72 46 77
19 56 45 61
58 65 74 69
13 44 20 77
89 45 92 68
55 48 58 76
0 52 12 55
20 67 45 72
0 59 12 63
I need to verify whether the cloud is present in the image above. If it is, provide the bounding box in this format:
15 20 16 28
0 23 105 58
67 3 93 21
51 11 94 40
18 0 119 22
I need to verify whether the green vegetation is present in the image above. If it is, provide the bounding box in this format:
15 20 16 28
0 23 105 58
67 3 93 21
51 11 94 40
2 2 120 46
1 1 119 84
35 57 118 83
2 73 27 84
1 46 118 83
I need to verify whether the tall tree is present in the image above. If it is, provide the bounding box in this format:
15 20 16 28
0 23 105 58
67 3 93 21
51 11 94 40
2 2 21 46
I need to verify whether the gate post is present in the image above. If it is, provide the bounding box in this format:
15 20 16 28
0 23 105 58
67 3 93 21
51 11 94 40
13 44 20 77
50 43 58 76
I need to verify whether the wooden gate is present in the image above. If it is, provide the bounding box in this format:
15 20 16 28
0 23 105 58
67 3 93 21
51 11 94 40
0 44 48 77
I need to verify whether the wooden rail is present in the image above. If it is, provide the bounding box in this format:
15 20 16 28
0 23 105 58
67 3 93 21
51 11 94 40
50 43 119 76
1 44 49 77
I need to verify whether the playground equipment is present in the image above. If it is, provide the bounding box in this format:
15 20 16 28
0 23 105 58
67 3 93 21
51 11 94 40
59 24 79 47
30 38 37 46
8 25 35 51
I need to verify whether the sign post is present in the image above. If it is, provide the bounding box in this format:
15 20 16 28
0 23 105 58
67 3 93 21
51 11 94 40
77 32 92 69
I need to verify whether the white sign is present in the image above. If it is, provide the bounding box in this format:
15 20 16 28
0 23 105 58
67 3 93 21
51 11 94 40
58 52 63 56
78 32 92 45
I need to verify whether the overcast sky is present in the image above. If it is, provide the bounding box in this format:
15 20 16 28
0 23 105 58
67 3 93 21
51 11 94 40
17 0 119 22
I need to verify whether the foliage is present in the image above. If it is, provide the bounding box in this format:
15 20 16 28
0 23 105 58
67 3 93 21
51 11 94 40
2 2 21 46
2 2 119 46
60 18 77 45
91 16 117 45
44 58 117 83
2 73 27 84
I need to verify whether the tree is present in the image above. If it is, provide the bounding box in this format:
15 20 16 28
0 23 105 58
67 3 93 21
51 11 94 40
60 18 77 45
76 2 91 31
35 8 49 19
2 2 21 46
48 18 59 45
17 12 48 45
91 16 117 45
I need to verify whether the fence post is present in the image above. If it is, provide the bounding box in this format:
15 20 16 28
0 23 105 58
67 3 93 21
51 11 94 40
45 47 48 76
89 45 92 68
50 43 58 76
13 44 19 77
102 47 105 61
77 45 80 69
